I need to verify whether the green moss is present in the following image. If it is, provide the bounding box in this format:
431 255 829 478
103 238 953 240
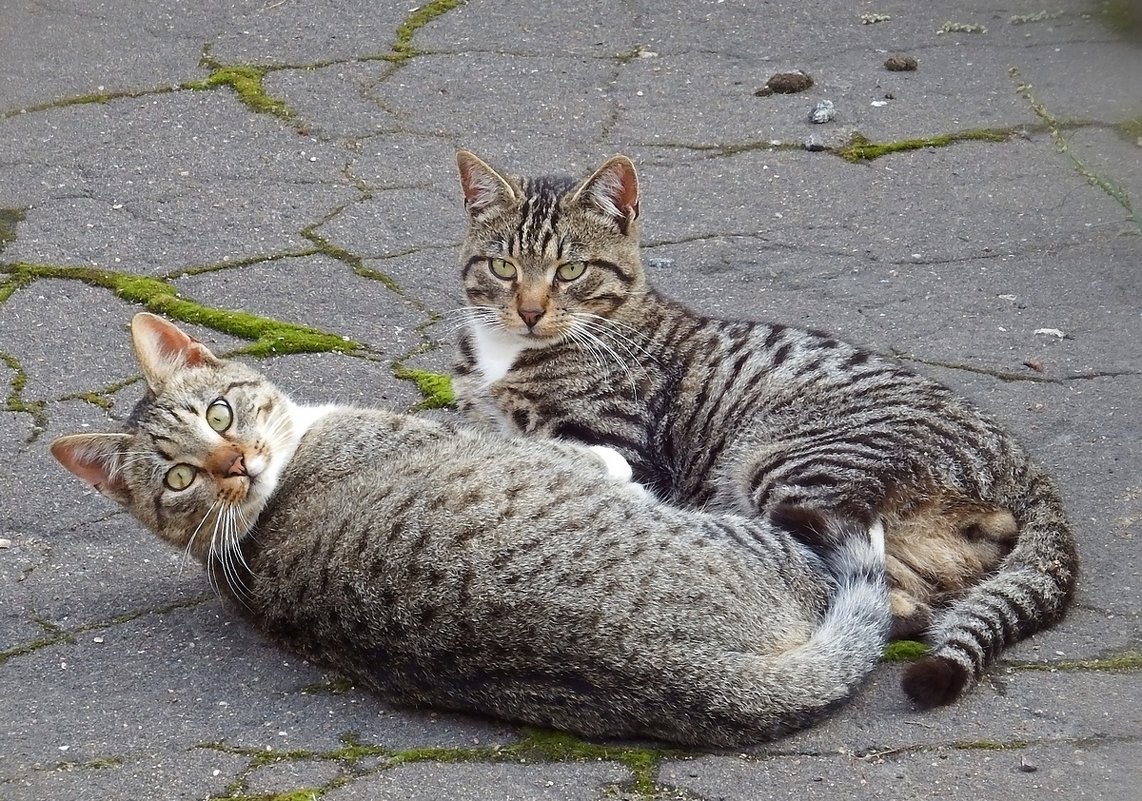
1101 0 1141 37
836 129 1012 162
59 374 143 412
300 225 403 294
200 728 679 800
1115 115 1142 144
55 755 126 771
0 207 25 255
391 0 462 63
953 739 1030 751
62 391 114 410
0 350 48 442
0 272 33 303
882 640 931 663
1 596 211 667
1006 649 1142 672
1011 67 1138 231
1 263 359 356
215 789 325 801
648 140 804 159
392 365 455 409
300 676 356 695
183 65 295 119
2 87 180 118
0 630 74 667
511 729 670 796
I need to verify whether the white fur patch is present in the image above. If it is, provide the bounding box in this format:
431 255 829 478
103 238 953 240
469 320 530 385
868 517 886 559
587 445 633 482
291 402 338 436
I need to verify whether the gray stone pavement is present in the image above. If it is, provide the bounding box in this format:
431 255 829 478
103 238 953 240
1 1 1140 798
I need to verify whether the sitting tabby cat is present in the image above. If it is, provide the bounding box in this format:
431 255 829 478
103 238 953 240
450 151 1079 709
51 312 890 747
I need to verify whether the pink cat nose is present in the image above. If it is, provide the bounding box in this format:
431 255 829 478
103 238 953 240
226 454 248 477
518 307 545 328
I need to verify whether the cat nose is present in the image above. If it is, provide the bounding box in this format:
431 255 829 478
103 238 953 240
518 306 545 328
207 446 248 478
226 454 248 477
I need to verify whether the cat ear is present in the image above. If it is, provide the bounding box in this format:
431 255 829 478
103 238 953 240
456 150 518 221
130 313 219 391
51 433 134 504
570 155 640 235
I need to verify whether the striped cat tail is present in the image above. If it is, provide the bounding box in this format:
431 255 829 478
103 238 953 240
903 466 1079 707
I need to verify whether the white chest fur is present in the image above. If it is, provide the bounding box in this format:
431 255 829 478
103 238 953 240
469 321 529 384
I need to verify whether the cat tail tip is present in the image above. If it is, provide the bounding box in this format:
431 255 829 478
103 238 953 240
902 653 971 709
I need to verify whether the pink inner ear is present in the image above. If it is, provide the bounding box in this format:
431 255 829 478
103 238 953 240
132 313 216 378
50 437 120 490
151 318 208 366
576 157 640 233
609 161 638 214
458 159 484 205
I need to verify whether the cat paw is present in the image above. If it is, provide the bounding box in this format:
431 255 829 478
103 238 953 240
586 445 634 483
624 482 653 501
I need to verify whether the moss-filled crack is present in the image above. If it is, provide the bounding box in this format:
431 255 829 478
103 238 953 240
0 263 359 356
4 0 464 124
186 46 296 120
300 216 454 409
58 374 143 415
892 349 1141 385
163 249 323 280
0 207 26 255
390 0 463 64
1 350 49 443
1011 66 1139 232
836 128 1015 162
199 728 680 800
0 594 212 668
1002 648 1142 673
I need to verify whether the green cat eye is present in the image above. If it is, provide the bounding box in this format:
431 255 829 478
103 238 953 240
206 399 233 433
489 258 516 280
556 261 587 281
164 463 198 491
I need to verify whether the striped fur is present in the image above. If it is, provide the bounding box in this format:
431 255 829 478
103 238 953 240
451 151 1079 708
51 313 892 747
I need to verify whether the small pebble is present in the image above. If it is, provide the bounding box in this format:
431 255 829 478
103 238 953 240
885 54 918 71
804 134 825 152
0 538 11 549
809 99 835 124
1018 756 1038 773
646 257 675 270
762 70 814 95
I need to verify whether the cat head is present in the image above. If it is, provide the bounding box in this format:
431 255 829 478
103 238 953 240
456 151 646 344
51 314 302 574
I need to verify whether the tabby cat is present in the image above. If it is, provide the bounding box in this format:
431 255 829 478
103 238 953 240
51 312 890 747
451 151 1079 708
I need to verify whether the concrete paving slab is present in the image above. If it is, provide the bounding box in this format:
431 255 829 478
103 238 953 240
660 738 1140 800
1 95 353 273
321 761 631 801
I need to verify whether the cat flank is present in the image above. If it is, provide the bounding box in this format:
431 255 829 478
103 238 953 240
451 151 1079 708
51 313 891 747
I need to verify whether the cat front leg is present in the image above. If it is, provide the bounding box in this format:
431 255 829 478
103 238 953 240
451 372 519 435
